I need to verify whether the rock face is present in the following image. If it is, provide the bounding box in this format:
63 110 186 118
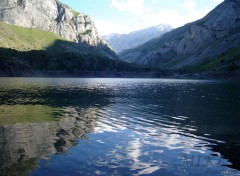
103 24 172 53
119 0 240 72
0 0 117 59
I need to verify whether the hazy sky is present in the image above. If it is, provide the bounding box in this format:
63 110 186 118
59 0 224 35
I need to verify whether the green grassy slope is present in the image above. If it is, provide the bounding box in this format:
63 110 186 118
180 47 240 73
0 21 66 51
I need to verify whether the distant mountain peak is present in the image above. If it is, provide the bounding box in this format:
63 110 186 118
103 24 172 53
156 24 172 30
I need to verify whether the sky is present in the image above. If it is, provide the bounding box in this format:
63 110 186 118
59 0 224 35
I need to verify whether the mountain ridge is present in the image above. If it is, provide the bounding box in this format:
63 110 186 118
0 0 118 60
119 0 240 76
0 0 239 78
0 0 154 77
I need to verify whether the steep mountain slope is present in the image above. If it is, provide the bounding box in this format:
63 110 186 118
0 0 150 77
0 21 114 57
0 22 140 77
119 0 240 75
0 0 117 60
103 24 172 53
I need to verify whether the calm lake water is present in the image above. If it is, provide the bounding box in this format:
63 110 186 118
0 78 240 176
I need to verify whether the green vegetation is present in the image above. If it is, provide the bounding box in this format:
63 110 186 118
179 47 240 73
72 10 80 17
80 29 92 35
55 0 79 17
207 47 240 70
217 47 240 62
17 0 22 6
0 158 38 176
0 21 66 51
194 19 207 27
0 105 60 124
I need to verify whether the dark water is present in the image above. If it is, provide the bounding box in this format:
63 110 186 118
0 78 240 176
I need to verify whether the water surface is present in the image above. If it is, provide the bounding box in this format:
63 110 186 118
0 78 240 175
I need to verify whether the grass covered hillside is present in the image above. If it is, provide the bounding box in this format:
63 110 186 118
0 21 66 51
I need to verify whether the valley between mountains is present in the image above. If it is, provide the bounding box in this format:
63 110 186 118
0 0 239 79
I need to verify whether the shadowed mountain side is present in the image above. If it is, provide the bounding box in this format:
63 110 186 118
0 39 167 77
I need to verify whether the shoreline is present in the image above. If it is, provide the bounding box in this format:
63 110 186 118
0 71 239 81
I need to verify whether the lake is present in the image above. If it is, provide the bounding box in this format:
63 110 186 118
0 78 240 176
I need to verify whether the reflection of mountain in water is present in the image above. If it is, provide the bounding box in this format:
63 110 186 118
0 78 240 175
0 78 114 175
0 107 100 175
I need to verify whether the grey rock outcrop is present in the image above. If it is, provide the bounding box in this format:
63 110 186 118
120 0 240 70
0 0 118 59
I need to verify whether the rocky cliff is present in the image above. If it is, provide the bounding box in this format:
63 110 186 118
119 0 240 76
0 0 117 59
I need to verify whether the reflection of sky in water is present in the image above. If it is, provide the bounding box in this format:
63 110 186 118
33 124 234 176
33 102 238 175
0 78 240 175
89 106 232 175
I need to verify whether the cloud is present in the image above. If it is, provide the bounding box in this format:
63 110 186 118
95 19 131 35
183 0 197 11
99 0 216 34
98 6 210 35
110 0 145 15
142 7 210 29
214 0 224 3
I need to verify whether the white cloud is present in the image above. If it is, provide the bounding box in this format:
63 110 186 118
98 6 211 35
95 19 131 35
111 0 146 15
100 0 215 34
183 0 197 11
141 7 210 29
214 0 224 3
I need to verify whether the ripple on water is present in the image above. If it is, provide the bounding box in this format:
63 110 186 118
0 78 240 175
